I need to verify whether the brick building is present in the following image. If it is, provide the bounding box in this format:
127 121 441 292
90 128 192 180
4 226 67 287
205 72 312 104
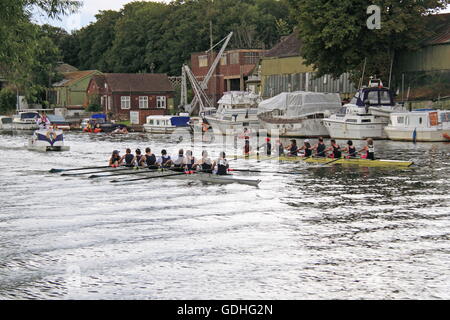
190 49 266 104
87 73 174 125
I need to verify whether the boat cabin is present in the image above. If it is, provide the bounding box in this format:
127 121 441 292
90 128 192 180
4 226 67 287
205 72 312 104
389 109 450 128
349 87 395 107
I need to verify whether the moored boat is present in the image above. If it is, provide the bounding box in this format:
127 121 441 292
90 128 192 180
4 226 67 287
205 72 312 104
204 91 261 135
384 109 450 142
27 128 70 152
323 78 405 140
12 111 40 131
257 91 342 137
0 116 13 132
143 114 190 133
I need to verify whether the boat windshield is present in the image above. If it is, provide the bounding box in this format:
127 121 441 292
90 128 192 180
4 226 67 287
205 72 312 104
1 118 12 124
21 112 39 119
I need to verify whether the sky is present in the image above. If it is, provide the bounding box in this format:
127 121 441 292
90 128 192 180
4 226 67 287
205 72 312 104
35 0 450 32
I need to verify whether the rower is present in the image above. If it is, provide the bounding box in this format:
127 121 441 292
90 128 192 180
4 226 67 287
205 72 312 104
213 152 229 175
313 137 326 157
157 149 172 167
135 148 146 167
285 139 299 156
185 150 196 171
196 150 213 172
325 139 342 159
343 140 357 158
122 148 135 167
259 137 272 156
244 139 252 156
275 139 284 156
145 147 157 168
109 150 122 167
359 138 375 160
298 139 313 157
172 149 185 169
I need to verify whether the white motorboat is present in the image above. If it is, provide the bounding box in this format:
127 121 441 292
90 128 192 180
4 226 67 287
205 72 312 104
0 116 13 132
257 91 342 137
143 114 190 134
384 109 450 142
27 128 70 152
13 111 40 131
204 91 262 135
323 78 405 140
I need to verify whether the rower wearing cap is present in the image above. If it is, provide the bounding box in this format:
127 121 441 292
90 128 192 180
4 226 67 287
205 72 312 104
342 140 357 158
285 139 299 156
325 139 342 159
359 138 375 160
122 148 135 167
213 152 229 175
109 150 122 167
298 139 313 157
313 137 326 157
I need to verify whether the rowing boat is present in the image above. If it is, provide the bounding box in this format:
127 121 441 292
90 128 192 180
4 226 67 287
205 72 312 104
231 154 414 167
146 171 261 186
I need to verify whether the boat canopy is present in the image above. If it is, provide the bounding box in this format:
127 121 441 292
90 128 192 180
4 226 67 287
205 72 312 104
218 91 261 106
257 91 342 117
170 116 190 127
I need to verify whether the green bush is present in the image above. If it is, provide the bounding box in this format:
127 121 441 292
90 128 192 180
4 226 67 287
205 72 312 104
0 88 17 115
86 103 102 112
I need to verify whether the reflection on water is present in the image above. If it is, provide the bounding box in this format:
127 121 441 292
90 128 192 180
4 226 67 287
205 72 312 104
0 131 449 299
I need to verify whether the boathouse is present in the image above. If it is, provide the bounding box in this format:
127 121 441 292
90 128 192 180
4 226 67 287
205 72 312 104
86 73 174 125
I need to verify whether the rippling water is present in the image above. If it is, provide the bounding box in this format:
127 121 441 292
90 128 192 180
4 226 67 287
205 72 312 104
0 130 449 299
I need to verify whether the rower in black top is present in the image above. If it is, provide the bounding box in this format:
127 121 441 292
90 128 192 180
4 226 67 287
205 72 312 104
135 148 144 167
214 152 229 175
314 137 326 157
343 140 357 158
285 139 299 156
299 139 313 157
122 148 135 167
109 150 122 167
145 147 157 167
325 139 342 159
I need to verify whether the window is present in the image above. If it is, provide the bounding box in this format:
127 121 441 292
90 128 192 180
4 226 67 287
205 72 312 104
157 96 167 109
198 55 208 67
380 90 392 105
139 96 148 109
362 119 372 123
367 91 378 105
121 96 130 109
220 54 227 65
230 52 239 65
244 52 260 64
397 116 404 124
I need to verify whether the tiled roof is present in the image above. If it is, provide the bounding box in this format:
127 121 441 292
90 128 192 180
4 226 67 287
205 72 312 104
101 73 174 92
263 30 302 58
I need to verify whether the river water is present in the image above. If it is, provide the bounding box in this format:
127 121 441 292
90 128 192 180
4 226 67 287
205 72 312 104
0 130 449 299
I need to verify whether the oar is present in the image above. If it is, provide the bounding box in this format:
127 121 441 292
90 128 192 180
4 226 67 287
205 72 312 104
49 165 112 173
61 167 134 176
321 157 342 166
228 168 304 175
110 171 189 183
89 167 162 179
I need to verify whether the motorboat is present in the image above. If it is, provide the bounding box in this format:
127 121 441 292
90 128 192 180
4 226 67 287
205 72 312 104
257 91 342 137
0 116 13 132
47 114 71 130
12 111 40 131
143 114 190 134
323 78 405 139
384 109 450 142
27 128 70 152
204 91 262 135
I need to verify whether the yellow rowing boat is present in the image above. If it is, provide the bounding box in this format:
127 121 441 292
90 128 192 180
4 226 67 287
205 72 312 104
231 154 414 167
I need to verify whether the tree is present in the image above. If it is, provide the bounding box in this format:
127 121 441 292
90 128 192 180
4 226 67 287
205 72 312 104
287 0 447 83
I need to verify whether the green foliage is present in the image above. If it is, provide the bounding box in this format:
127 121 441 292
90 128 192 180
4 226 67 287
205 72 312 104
287 0 448 84
66 0 295 75
0 88 17 114
86 103 102 113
